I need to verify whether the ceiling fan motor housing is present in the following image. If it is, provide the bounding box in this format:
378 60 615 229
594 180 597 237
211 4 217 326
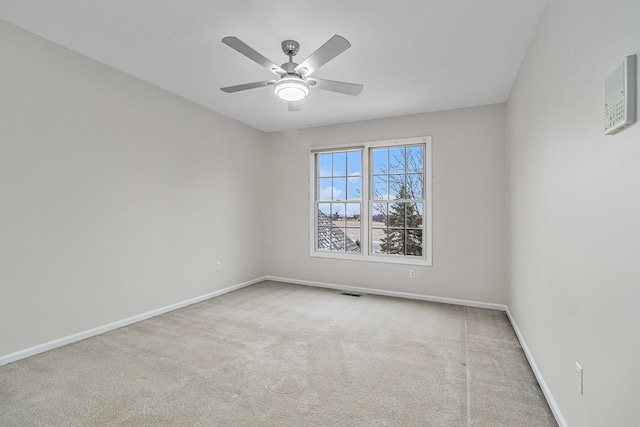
281 62 298 74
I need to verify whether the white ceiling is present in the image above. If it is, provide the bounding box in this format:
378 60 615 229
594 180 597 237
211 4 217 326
0 0 547 133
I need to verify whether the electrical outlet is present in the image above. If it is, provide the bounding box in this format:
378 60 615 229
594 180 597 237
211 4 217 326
409 269 416 279
216 262 221 272
575 362 583 395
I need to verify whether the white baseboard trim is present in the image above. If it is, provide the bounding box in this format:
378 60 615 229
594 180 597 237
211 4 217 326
0 276 266 367
265 275 507 312
1 275 566 427
506 307 567 427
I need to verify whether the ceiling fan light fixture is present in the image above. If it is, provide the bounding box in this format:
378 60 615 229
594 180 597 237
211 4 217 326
274 76 309 101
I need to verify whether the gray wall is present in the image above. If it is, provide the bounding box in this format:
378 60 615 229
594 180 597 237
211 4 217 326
0 21 268 356
505 0 640 425
266 104 507 304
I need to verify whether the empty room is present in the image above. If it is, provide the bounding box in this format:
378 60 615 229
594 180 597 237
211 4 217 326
1 0 638 426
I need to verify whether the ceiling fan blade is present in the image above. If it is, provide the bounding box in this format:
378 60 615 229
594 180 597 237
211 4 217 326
222 36 285 75
310 78 363 96
288 101 303 111
221 80 275 93
294 35 351 77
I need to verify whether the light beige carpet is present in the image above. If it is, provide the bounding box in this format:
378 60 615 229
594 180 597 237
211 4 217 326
0 281 557 426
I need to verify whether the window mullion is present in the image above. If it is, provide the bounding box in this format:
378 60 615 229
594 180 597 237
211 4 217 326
362 148 370 256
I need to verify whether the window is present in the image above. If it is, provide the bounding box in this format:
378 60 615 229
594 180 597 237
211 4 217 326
315 150 362 253
311 136 432 266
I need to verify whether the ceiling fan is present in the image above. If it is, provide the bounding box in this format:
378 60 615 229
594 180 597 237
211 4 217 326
220 35 363 111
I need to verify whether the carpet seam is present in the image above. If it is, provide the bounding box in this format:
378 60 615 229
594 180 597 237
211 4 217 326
464 306 471 427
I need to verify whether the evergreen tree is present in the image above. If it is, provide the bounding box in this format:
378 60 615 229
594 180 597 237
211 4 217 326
379 184 423 256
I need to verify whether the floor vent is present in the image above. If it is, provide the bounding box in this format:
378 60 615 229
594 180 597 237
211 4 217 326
341 292 362 297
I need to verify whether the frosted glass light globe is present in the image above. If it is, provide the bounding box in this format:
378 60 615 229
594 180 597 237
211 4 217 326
274 76 309 101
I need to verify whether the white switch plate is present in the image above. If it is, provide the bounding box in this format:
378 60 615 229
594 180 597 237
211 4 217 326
216 262 221 272
409 269 416 279
575 362 583 395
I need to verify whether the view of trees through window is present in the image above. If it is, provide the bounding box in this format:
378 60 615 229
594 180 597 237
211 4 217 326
371 145 424 256
313 140 428 261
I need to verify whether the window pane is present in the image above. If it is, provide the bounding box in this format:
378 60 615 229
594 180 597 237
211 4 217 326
372 149 388 175
333 152 346 176
319 178 332 200
372 202 388 224
389 174 405 199
347 176 361 200
405 173 423 200
406 146 423 172
386 202 406 228
319 154 332 177
331 203 346 226
331 228 347 251
389 148 405 173
381 229 405 255
317 226 331 251
373 176 388 200
318 203 331 231
347 151 361 176
406 229 423 256
406 202 423 228
333 178 347 201
346 203 361 224
318 203 331 218
371 227 386 254
345 228 361 252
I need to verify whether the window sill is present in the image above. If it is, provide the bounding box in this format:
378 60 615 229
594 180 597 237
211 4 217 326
310 250 432 267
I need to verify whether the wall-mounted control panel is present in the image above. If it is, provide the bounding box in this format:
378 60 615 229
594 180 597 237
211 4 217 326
604 54 637 135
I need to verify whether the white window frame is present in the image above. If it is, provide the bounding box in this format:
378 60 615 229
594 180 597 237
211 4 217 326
310 136 432 266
